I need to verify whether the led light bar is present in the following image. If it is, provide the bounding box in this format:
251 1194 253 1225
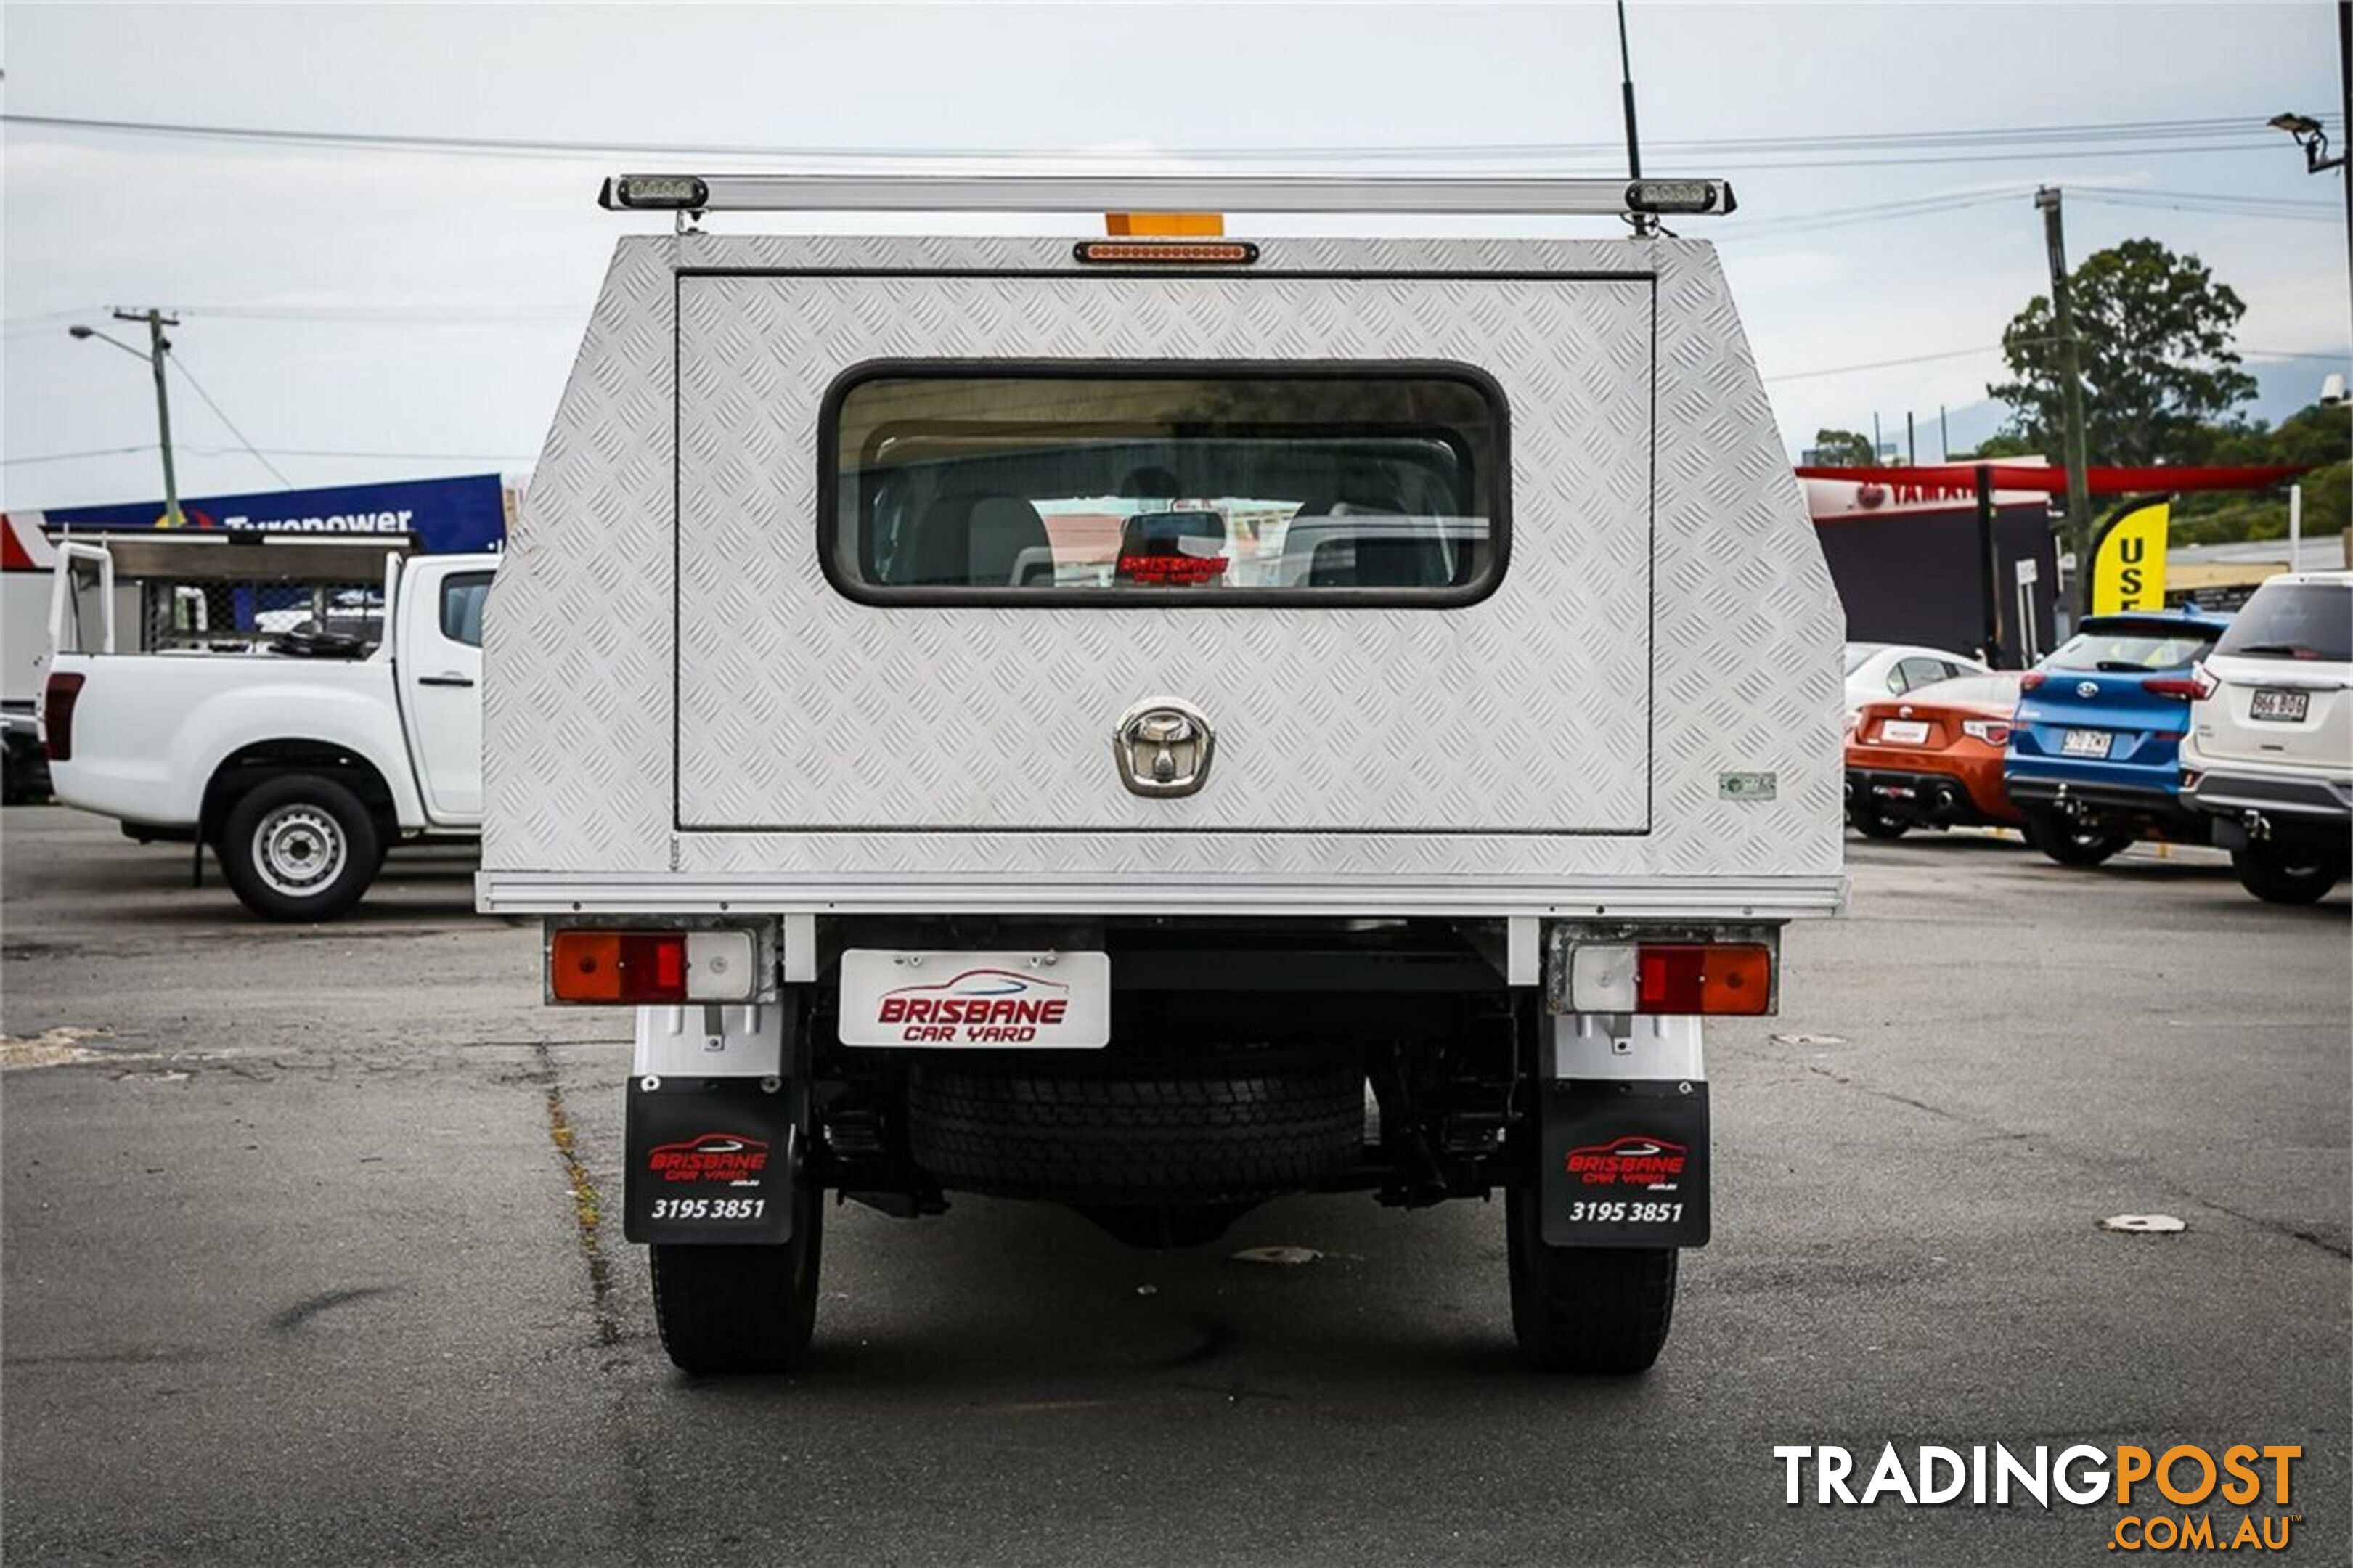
598 172 1734 218
1076 240 1259 265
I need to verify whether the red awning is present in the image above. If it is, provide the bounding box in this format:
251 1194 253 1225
1793 463 2312 496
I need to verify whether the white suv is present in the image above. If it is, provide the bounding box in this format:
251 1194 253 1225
2181 570 2353 903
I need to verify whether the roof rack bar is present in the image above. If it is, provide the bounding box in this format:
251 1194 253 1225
598 173 1734 218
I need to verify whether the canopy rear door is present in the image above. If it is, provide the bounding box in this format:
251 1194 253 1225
674 269 1654 836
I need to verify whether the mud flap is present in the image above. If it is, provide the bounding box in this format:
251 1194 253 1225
1537 1079 1710 1249
623 1078 797 1245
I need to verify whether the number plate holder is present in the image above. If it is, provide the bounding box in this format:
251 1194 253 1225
1538 1081 1711 1248
2061 728 2112 758
2251 689 2309 723
623 1077 796 1245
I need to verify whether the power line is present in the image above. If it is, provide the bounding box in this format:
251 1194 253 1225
0 107 2297 173
2073 191 2339 222
4 444 534 467
1 444 151 466
1763 346 2001 383
221 447 536 462
1718 189 2028 242
165 356 293 487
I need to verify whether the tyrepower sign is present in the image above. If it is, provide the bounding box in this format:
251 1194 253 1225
836 950 1112 1048
37 473 506 555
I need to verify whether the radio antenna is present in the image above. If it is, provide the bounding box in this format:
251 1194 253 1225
1616 0 1657 236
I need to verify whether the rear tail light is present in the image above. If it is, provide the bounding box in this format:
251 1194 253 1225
2190 664 2219 700
1960 719 2011 746
2020 671 2047 691
547 928 755 1004
1567 941 1774 1016
2143 677 2201 699
41 671 84 761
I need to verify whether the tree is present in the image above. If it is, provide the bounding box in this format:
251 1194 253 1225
1988 238 2258 466
1807 428 1877 466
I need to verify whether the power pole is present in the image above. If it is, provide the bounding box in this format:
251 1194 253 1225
115 308 185 528
2034 188 2095 619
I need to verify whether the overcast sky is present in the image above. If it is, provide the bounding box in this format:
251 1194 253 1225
4 1 2346 510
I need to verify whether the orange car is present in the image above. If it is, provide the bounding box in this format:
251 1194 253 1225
1844 671 2026 839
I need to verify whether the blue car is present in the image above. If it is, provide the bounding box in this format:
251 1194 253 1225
2004 608 2232 866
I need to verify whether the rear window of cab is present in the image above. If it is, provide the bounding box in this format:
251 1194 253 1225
820 364 1506 606
2044 621 2219 673
2213 583 2352 663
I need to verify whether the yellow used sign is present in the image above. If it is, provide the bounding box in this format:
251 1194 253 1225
2089 499 2170 615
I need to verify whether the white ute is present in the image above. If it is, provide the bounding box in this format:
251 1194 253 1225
41 533 495 920
479 173 1846 1376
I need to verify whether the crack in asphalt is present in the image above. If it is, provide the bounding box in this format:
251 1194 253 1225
527 1042 664 1566
532 1042 622 1347
1797 1062 2352 1259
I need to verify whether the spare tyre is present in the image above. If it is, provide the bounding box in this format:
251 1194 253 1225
906 1058 1364 1204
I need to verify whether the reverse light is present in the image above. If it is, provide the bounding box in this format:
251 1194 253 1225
1567 941 1773 1016
41 671 84 762
1960 719 2011 746
547 929 756 1005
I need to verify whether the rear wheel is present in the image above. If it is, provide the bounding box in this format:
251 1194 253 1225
649 1177 823 1374
1847 800 1909 840
2021 809 2132 867
2231 844 2344 905
217 773 383 921
1506 1185 1677 1373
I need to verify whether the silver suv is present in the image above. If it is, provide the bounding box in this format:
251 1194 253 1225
2181 570 2352 903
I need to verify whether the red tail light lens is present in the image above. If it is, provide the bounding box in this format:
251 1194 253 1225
41 671 85 761
549 930 687 1004
2143 677 2201 699
2020 671 2047 692
1635 942 1773 1016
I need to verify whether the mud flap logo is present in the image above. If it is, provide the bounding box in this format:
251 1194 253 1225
647 1132 770 1185
1565 1135 1688 1191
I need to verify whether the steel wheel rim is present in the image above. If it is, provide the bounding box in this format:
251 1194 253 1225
250 804 346 898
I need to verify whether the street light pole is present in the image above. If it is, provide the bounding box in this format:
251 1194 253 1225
123 309 185 528
2035 187 2096 622
69 310 184 527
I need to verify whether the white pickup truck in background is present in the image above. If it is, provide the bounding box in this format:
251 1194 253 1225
40 534 494 920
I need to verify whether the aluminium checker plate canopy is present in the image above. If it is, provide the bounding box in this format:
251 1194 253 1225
478 230 1844 921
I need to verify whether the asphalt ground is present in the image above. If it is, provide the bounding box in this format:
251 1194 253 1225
3 806 2346 1567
